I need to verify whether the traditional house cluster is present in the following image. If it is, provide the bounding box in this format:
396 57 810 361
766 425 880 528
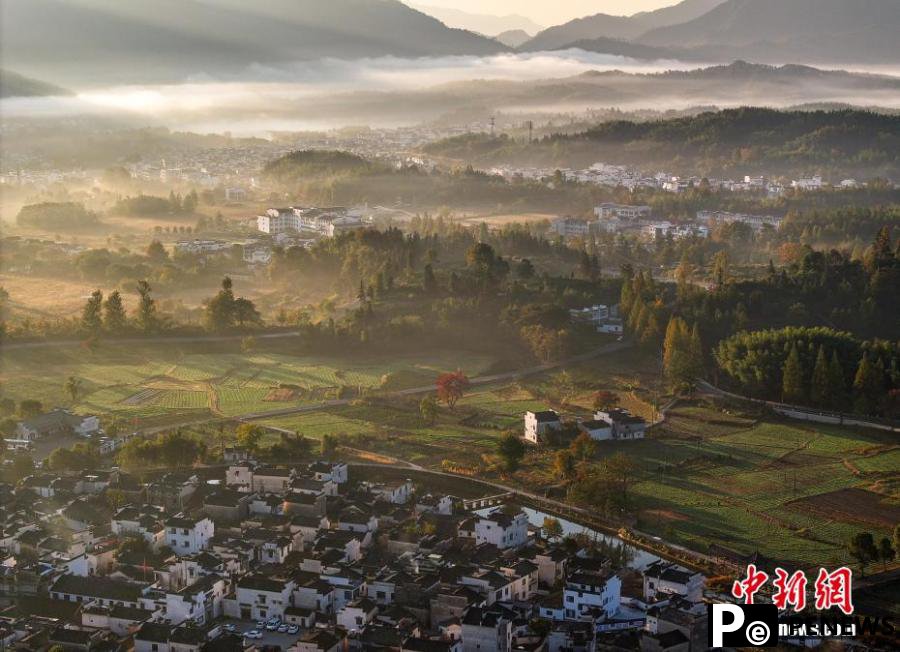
524 408 647 445
0 457 705 652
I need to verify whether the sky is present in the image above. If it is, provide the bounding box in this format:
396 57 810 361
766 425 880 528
415 1 680 26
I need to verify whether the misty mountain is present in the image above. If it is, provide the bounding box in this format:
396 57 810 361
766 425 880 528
0 69 70 98
0 0 506 86
495 31 533 49
520 0 725 52
639 0 900 64
421 106 900 179
411 4 542 36
552 38 699 62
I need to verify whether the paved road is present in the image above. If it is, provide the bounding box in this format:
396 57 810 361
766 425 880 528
234 338 633 423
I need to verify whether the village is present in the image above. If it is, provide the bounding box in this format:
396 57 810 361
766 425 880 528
0 451 712 652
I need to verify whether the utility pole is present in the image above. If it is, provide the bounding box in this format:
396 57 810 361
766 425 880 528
527 120 534 144
490 115 495 138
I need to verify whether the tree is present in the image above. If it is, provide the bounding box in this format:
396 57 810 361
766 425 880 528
781 343 805 404
135 280 158 333
497 432 526 472
205 276 236 331
663 316 693 389
146 240 169 262
235 424 264 453
516 258 535 280
423 264 438 294
592 390 619 411
65 376 82 403
19 399 43 418
553 450 576 480
103 290 127 333
853 353 883 415
542 516 563 540
712 250 730 287
81 290 103 333
436 371 469 409
570 431 597 462
321 433 339 458
810 346 830 408
848 531 879 577
878 536 895 571
419 395 438 425
600 452 638 507
233 297 261 327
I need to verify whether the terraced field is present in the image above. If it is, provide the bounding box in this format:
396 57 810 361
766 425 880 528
0 340 498 428
624 402 900 569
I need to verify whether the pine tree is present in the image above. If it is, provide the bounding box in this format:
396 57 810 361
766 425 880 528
810 345 830 408
423 264 437 294
688 323 704 380
103 290 127 333
827 350 846 408
782 343 805 404
81 290 103 333
136 280 158 333
853 353 883 415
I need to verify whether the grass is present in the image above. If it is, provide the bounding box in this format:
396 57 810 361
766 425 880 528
0 340 498 428
619 401 899 569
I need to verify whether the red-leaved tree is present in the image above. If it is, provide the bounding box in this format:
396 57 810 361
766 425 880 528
436 371 470 409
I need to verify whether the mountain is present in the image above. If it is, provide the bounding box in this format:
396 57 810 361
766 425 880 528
639 0 900 64
520 0 725 52
553 38 697 61
495 30 533 49
0 0 507 86
421 106 900 179
411 4 542 36
0 69 70 98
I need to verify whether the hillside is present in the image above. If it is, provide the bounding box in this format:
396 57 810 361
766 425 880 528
421 107 900 179
411 4 542 36
495 30 533 49
0 69 70 98
639 0 900 64
0 0 506 85
520 0 724 51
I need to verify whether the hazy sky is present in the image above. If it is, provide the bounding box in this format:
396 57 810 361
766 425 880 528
416 1 680 26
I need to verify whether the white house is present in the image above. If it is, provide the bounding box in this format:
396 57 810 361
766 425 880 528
593 409 647 440
474 511 529 550
232 575 294 621
16 409 100 441
164 516 214 555
577 419 613 441
643 561 705 603
336 597 378 633
524 410 561 445
594 203 651 221
563 570 621 621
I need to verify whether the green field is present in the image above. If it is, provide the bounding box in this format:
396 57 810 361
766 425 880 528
0 340 498 428
622 403 899 569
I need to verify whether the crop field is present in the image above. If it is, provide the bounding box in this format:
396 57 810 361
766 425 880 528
622 401 899 569
0 340 498 428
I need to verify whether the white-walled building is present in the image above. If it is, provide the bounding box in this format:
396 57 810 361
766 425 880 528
474 511 528 549
164 516 214 555
563 569 621 621
524 410 561 444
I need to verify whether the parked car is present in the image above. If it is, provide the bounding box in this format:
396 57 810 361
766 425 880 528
244 630 263 639
224 624 236 632
288 625 299 635
266 621 279 631
256 621 266 629
277 624 289 633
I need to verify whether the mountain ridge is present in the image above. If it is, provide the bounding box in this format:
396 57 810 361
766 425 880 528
0 0 507 86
